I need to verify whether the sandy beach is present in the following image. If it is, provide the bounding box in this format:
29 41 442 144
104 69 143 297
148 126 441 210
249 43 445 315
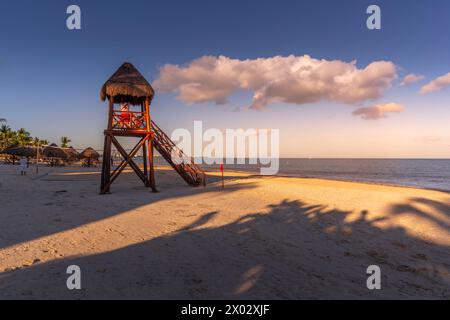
0 164 448 299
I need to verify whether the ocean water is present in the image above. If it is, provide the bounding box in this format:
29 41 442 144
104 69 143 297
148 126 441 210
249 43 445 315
156 158 450 192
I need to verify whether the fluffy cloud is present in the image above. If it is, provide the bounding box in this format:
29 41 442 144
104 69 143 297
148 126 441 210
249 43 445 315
420 72 450 94
401 73 424 86
352 103 405 120
153 55 397 109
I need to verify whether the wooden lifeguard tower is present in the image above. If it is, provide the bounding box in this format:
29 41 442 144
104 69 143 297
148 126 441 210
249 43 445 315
99 62 205 194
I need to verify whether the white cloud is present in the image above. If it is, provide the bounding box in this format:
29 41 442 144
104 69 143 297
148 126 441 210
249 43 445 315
420 72 450 94
401 73 424 86
153 55 398 109
352 103 405 120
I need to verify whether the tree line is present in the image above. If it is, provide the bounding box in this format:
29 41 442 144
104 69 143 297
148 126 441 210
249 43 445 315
0 119 72 150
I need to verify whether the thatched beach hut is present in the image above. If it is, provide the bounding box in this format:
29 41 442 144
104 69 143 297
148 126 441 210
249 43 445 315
43 144 80 166
80 147 100 167
80 147 100 160
0 146 39 165
64 147 80 162
0 146 39 158
43 145 69 160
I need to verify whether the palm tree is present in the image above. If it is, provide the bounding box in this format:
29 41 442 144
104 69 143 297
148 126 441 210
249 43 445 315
0 123 51 151
0 124 14 150
61 136 71 148
0 124 9 134
31 137 49 147
16 128 32 147
32 137 41 147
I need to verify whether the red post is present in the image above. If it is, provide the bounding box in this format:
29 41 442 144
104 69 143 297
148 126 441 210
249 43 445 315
220 163 224 189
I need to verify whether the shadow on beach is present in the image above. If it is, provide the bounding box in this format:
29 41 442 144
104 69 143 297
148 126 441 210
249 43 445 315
1 187 449 299
0 167 256 251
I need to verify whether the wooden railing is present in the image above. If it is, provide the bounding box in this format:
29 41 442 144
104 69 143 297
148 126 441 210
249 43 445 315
112 111 147 130
151 120 206 187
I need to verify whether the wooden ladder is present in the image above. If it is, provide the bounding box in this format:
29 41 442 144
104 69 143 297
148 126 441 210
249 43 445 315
151 120 206 187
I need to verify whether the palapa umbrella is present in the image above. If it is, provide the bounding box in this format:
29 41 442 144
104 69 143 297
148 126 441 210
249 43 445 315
63 147 80 162
0 146 39 158
80 147 100 167
80 147 100 161
43 145 69 160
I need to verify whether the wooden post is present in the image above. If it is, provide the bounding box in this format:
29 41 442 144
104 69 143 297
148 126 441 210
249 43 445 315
105 134 112 191
142 141 149 183
108 98 114 130
100 97 114 194
141 102 149 186
100 134 113 194
145 97 157 192
100 134 108 193
148 139 157 192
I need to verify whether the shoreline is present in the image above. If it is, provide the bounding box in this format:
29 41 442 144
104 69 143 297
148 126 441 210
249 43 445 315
204 168 450 194
2 162 450 193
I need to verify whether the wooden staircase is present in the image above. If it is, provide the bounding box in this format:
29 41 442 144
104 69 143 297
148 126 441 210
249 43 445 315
151 120 205 187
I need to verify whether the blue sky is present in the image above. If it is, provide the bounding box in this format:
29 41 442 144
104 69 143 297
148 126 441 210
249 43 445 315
1 0 450 157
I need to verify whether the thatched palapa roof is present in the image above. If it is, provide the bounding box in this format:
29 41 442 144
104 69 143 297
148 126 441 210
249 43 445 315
64 147 80 161
80 147 100 160
43 146 66 159
100 62 155 105
0 146 39 158
41 146 78 161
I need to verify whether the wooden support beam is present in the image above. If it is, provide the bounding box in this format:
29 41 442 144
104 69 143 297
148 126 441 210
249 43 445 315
104 129 149 137
100 133 113 194
100 134 108 193
145 97 157 192
148 139 157 192
110 135 147 184
108 135 148 187
100 97 115 194
142 139 149 186
141 102 149 186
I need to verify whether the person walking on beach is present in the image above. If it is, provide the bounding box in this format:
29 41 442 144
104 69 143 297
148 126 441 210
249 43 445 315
19 156 28 176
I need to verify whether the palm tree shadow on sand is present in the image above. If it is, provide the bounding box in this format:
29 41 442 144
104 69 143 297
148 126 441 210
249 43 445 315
0 169 257 250
1 197 449 300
